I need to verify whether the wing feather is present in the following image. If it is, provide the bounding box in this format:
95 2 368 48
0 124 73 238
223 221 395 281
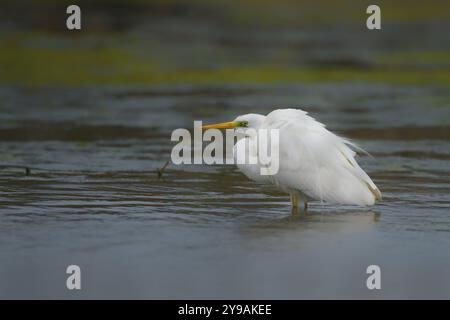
261 108 381 205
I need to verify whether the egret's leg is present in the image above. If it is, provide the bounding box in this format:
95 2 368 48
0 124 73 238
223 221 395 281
290 192 298 209
290 194 299 216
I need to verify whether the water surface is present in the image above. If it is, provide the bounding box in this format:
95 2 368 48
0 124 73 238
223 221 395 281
0 84 449 299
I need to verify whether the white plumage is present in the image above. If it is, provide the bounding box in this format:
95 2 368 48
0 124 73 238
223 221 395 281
231 108 381 208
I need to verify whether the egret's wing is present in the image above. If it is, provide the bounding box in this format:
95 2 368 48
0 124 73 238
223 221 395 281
336 138 382 201
263 109 381 205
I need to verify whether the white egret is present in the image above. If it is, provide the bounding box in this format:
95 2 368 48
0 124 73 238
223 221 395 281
202 108 381 210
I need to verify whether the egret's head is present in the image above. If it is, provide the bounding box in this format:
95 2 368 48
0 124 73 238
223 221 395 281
201 113 265 131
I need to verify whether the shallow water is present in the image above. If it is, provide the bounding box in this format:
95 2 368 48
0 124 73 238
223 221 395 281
0 83 449 299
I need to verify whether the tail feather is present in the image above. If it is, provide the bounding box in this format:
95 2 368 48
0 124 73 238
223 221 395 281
337 137 382 203
366 182 382 201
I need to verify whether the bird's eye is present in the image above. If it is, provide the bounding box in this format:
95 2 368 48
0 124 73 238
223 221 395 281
239 121 248 127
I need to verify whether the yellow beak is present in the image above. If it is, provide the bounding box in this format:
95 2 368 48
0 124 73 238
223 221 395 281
201 121 239 130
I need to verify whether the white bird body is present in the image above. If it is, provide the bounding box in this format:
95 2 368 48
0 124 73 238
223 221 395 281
231 108 381 207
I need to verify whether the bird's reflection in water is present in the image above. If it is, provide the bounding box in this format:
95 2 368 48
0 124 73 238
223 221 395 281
238 207 381 243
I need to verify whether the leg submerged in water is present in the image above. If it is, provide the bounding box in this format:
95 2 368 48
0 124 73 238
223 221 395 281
290 192 298 209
